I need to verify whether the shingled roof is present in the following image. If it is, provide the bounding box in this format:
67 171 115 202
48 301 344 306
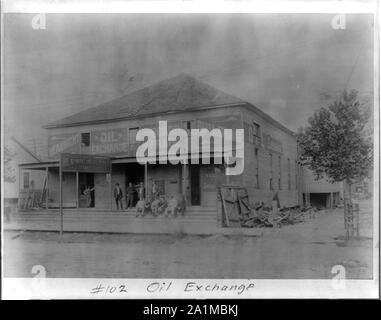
44 74 245 128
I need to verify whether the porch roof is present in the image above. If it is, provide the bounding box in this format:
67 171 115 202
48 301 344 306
19 161 59 170
19 156 140 170
19 152 230 169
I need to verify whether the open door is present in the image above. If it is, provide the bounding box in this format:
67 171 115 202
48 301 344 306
79 173 95 208
189 165 201 206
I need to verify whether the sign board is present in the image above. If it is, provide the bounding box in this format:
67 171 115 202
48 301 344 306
60 153 111 173
49 128 129 158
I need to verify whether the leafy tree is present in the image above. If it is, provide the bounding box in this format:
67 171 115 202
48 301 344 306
298 90 372 224
4 146 16 183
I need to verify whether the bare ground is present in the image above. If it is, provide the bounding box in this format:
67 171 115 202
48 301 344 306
3 201 374 279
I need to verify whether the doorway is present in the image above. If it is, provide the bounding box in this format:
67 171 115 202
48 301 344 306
189 165 201 206
310 193 330 209
124 163 145 207
79 173 95 208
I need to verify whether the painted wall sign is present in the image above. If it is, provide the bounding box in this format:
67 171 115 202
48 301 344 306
61 153 111 173
49 114 242 159
91 128 128 155
49 133 81 158
49 128 129 158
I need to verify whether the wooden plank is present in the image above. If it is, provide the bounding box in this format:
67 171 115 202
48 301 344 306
219 185 253 228
40 176 47 205
220 189 230 227
240 197 251 210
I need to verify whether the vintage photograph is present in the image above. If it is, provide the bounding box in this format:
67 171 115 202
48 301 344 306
1 7 378 298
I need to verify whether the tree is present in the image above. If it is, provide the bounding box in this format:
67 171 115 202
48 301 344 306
298 90 373 236
4 145 16 183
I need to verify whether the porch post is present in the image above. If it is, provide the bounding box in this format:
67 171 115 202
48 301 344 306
45 167 49 210
109 165 113 210
18 166 22 209
76 171 79 208
225 157 230 185
19 166 21 190
59 165 63 237
182 161 186 198
144 162 148 199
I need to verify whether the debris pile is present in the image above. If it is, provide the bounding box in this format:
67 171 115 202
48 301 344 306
241 205 317 228
218 185 317 228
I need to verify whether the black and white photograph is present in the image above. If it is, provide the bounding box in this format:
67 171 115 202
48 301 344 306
1 0 379 300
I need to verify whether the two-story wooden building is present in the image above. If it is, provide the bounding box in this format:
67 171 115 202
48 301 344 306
19 74 303 215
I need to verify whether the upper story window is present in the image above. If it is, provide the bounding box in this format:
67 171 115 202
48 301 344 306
269 153 273 190
248 125 254 144
269 153 273 176
254 148 259 188
129 128 139 145
81 132 90 147
287 158 291 190
253 122 262 145
278 155 282 190
182 120 192 134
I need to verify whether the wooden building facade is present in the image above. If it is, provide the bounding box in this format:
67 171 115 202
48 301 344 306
19 74 303 212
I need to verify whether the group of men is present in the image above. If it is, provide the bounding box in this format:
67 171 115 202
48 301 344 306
135 194 186 218
113 181 186 217
113 182 145 210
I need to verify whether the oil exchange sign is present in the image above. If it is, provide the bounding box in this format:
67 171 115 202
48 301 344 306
61 153 111 173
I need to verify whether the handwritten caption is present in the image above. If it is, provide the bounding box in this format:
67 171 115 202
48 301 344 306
90 281 255 296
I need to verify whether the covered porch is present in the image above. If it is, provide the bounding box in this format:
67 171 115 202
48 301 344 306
18 155 230 212
18 158 149 211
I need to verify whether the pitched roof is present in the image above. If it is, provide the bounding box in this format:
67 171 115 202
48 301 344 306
44 74 245 128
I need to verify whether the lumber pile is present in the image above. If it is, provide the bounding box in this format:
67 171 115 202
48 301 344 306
241 205 316 228
218 185 316 228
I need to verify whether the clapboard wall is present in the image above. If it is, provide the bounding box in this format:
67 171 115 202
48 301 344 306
240 106 300 207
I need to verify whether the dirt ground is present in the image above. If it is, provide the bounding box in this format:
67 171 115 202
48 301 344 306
3 201 375 279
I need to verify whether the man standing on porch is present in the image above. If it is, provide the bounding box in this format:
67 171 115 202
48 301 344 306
151 181 158 198
137 182 145 201
113 183 123 210
126 182 135 209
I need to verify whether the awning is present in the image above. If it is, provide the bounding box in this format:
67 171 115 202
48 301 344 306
19 161 59 170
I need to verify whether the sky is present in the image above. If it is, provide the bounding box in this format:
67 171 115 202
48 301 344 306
3 13 374 151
